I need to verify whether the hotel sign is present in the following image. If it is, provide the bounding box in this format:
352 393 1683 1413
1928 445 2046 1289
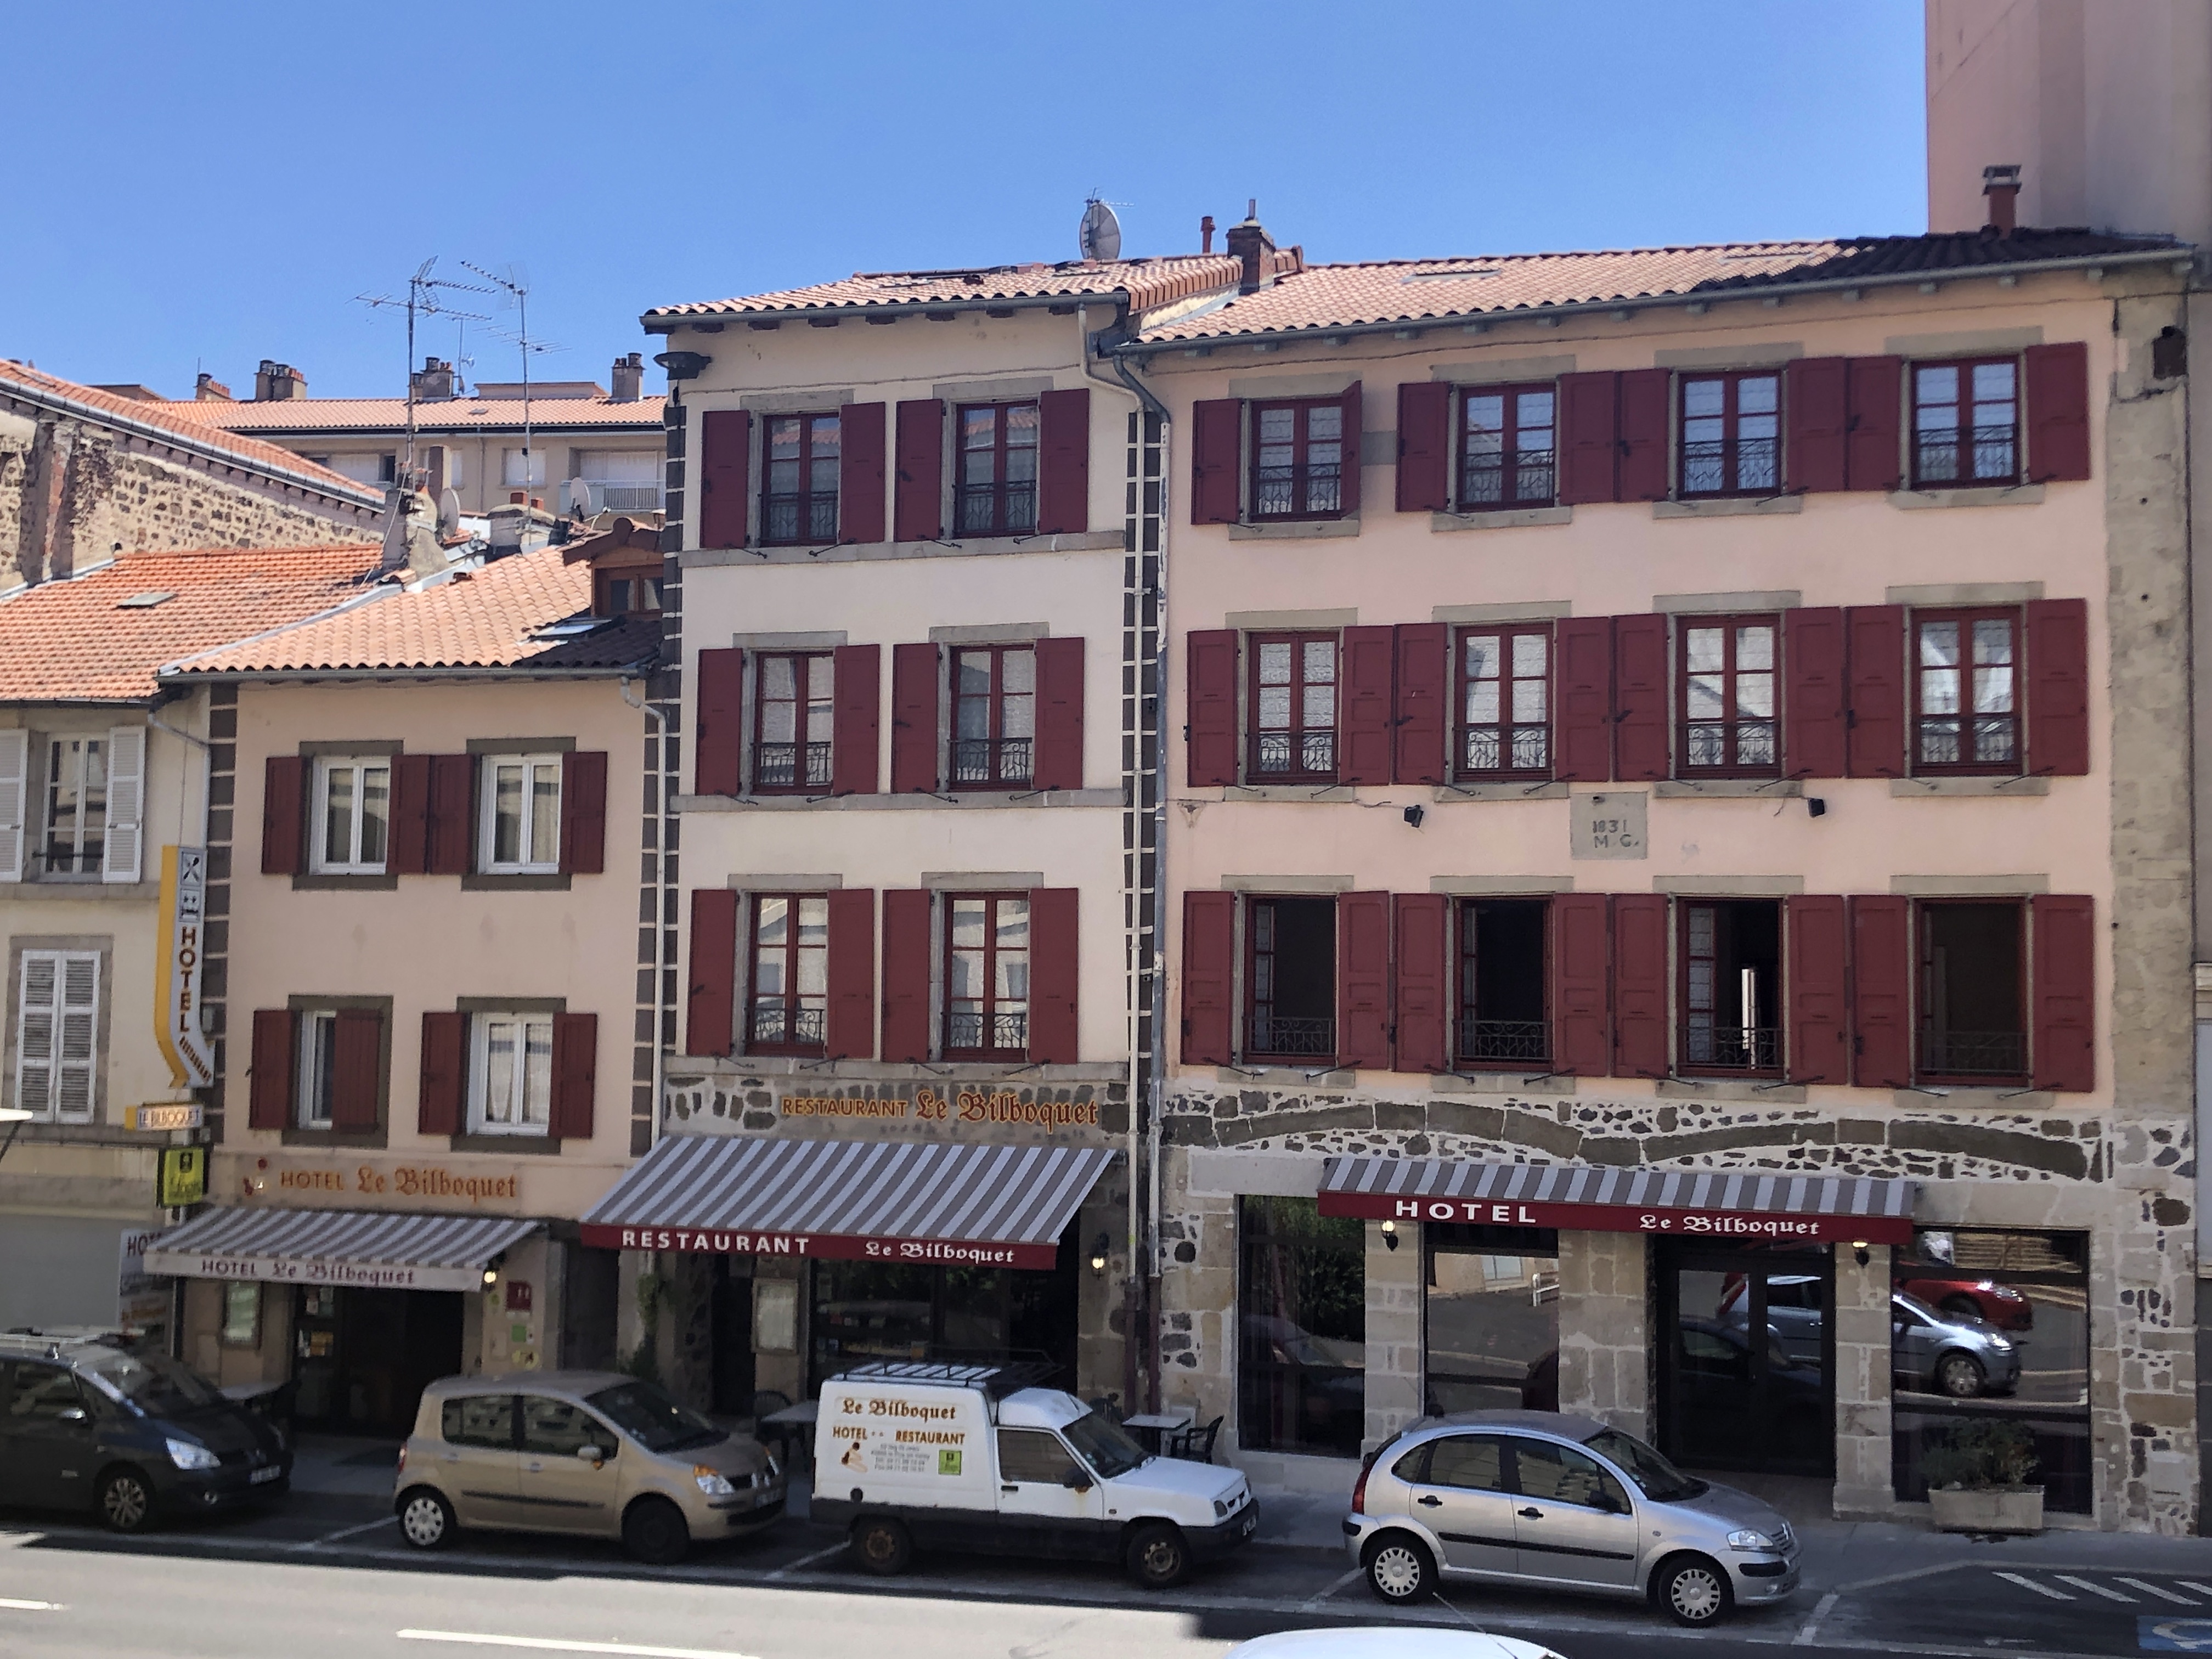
1318 1188 1915 1245
137 1247 485 1294
577 1223 1054 1271
154 846 213 1088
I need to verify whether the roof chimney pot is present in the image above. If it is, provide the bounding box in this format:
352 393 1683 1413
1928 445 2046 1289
1982 164 2022 235
1223 202 1277 294
610 352 644 403
409 357 455 401
1201 215 1215 255
253 359 308 401
194 371 233 402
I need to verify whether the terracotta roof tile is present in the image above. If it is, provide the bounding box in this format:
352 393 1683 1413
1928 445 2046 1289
168 394 667 433
0 544 384 704
647 255 1248 321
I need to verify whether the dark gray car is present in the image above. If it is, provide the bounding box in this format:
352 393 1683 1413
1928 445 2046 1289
1892 1292 2022 1398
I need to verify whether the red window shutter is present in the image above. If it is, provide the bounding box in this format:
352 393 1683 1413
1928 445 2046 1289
1190 399 1242 524
694 647 746 797
1785 357 1849 494
1551 895 1611 1075
1185 629 1240 788
1395 382 1451 512
837 401 887 544
1556 373 1620 504
698 408 751 550
1783 607 1847 778
889 642 940 793
1392 622 1448 785
1846 355 1903 490
389 754 431 875
831 643 880 797
1844 606 1906 777
1392 893 1448 1074
1036 387 1091 534
261 755 304 876
1181 891 1235 1066
1611 894 1669 1078
879 889 933 1064
549 1012 597 1141
685 887 737 1057
1553 618 1614 782
2026 597 2090 776
559 751 607 874
2031 894 2095 1092
1026 888 1079 1064
1032 637 1085 791
1338 381 1364 515
417 1010 465 1136
1785 895 1848 1084
1612 614 1669 782
824 888 876 1060
1616 369 1671 502
426 754 475 876
1338 625 1396 786
893 399 945 542
1848 895 1911 1088
1336 890 1391 1070
330 1007 382 1132
249 1008 295 1130
2025 341 2091 482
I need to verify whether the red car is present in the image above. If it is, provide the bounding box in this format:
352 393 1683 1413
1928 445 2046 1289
1892 1270 2033 1330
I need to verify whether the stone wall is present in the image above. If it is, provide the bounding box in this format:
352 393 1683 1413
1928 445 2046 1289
1363 1219 1421 1452
1833 1241 1893 1517
1556 1231 1649 1438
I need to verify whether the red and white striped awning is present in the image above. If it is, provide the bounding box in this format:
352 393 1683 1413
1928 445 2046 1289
143 1207 541 1293
580 1135 1114 1270
1319 1157 1916 1245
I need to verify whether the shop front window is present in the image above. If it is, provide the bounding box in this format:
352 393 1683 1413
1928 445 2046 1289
1424 1223 1559 1414
1238 1196 1365 1458
808 1233 1079 1397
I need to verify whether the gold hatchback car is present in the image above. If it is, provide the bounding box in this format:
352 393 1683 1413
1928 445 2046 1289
395 1370 786 1564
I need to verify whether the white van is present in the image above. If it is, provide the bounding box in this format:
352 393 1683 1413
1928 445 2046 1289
811 1362 1257 1588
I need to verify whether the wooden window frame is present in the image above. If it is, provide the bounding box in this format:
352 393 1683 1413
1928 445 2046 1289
955 401 1040 537
1677 370 1782 499
1251 398 1349 521
760 411 842 546
1458 383 1558 510
941 891 1030 1060
949 644 1036 791
1910 357 2021 489
1676 614 1781 778
1677 898 1784 1078
1248 630 1339 784
1911 607 2023 776
311 757 392 875
752 652 835 794
1913 897 2029 1086
1245 893 1337 1064
1455 897 1550 1067
1455 623 1553 781
746 891 830 1057
467 1011 555 1136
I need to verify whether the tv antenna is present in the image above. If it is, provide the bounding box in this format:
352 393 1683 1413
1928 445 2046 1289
355 258 492 480
464 261 567 504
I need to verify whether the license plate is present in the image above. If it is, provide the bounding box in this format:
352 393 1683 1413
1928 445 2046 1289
250 1464 283 1485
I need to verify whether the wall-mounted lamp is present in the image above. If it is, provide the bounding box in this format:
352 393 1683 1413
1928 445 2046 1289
1851 1240 1870 1268
1402 805 1426 830
1090 1233 1111 1275
482 1267 500 1287
1807 798 1827 819
1380 1218 1400 1252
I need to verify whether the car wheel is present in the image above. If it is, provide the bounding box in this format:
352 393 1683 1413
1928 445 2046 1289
849 1515 911 1576
397 1487 456 1550
1937 1351 1987 1399
1125 1522 1189 1590
1364 1532 1436 1602
622 1496 690 1566
97 1467 156 1534
1657 1554 1734 1627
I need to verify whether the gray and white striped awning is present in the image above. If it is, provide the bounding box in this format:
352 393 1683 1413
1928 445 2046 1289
1319 1156 1917 1244
143 1207 540 1293
580 1135 1115 1269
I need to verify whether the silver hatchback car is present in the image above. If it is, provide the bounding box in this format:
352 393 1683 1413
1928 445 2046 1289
1344 1409 1799 1627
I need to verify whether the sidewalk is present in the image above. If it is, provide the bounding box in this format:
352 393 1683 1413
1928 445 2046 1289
290 1434 401 1498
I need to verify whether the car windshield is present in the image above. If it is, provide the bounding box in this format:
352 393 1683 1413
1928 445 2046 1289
584 1380 726 1454
77 1351 226 1414
1063 1409 1149 1480
1894 1291 1946 1324
1585 1427 1706 1502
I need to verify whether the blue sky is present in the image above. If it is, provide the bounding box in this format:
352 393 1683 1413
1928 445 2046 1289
4 1 1925 399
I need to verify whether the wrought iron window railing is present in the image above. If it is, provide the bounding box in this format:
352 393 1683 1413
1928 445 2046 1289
1255 462 1341 520
951 737 1032 787
1253 730 1336 778
1914 424 2019 487
1681 436 1779 496
1460 448 1556 508
754 742 833 790
944 1010 1028 1053
1683 1023 1782 1071
956 482 1036 537
1681 719 1779 772
1915 715 2019 770
1920 1029 2027 1077
763 489 839 545
1458 1019 1549 1064
1249 1016 1335 1058
749 1002 826 1049
1462 726 1549 776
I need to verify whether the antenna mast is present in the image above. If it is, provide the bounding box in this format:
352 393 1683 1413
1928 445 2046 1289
353 258 490 482
464 262 563 505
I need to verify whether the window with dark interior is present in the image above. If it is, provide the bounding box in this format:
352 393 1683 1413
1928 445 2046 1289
1912 359 2019 488
1252 399 1346 520
1680 899 1781 1074
597 573 664 617
1679 371 1780 496
1913 611 2019 775
1917 900 2025 1082
957 402 1039 536
1458 899 1549 1065
754 652 833 792
1424 1225 1560 1415
1459 385 1556 509
1250 633 1338 782
1679 618 1779 776
1248 895 1335 1060
761 413 841 544
1237 1196 1365 1458
1457 626 1550 780
748 893 827 1054
944 893 1028 1058
951 645 1035 788
43 736 106 876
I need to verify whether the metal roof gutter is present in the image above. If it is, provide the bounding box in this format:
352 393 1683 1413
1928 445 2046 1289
640 290 1134 333
158 659 660 685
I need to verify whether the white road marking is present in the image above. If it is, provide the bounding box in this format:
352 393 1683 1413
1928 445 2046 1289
2055 1575 2138 1602
1299 1567 1363 1611
1995 1573 2073 1600
2121 1578 2200 1605
2183 1584 2212 1599
291 1515 398 1549
764 1542 845 1579
0 1599 63 1611
397 1634 757 1659
1793 1590 1840 1644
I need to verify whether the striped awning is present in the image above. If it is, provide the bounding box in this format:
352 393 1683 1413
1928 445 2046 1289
1319 1157 1917 1245
143 1207 540 1293
580 1135 1115 1270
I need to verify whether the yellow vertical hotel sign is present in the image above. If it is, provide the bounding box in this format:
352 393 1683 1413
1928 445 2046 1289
155 845 213 1087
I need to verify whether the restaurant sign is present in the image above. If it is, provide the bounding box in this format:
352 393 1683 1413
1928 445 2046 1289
776 1084 1098 1130
1317 1188 1915 1245
577 1223 1056 1271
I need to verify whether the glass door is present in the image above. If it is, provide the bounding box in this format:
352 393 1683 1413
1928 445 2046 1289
1657 1243 1833 1477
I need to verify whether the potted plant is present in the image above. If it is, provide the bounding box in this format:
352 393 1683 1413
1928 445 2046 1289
1922 1421 2043 1533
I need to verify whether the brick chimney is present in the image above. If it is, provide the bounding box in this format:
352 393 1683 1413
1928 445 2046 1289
610 352 645 403
253 359 308 401
194 372 233 402
1223 200 1276 294
409 357 455 400
1983 165 2022 235
1201 215 1216 254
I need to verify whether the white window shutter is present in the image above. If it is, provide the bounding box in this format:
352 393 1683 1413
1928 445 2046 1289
16 952 55 1118
103 725 144 884
57 955 97 1121
0 730 25 882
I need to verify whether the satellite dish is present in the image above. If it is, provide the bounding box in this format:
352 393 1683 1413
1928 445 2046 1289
1079 199 1122 263
437 488 462 534
566 477 594 517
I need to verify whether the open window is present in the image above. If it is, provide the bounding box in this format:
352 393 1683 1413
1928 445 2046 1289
1916 900 2026 1083
1248 895 1336 1061
1457 899 1549 1066
1679 900 1781 1075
